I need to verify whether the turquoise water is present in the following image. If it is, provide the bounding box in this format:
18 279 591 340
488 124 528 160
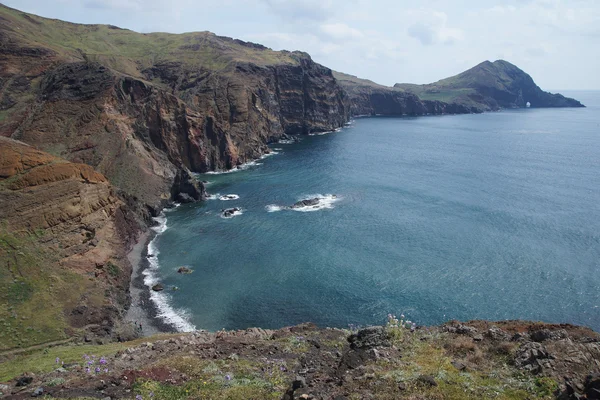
148 91 600 332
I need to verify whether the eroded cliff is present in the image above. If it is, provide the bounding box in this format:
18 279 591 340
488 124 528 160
0 137 140 349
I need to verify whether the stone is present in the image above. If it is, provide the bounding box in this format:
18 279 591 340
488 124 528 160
531 329 568 342
451 360 467 371
177 266 193 274
16 376 33 387
418 375 438 387
31 387 44 397
584 374 600 400
348 326 391 349
293 376 306 390
152 283 164 291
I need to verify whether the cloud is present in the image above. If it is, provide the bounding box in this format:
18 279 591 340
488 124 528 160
406 10 463 46
262 0 334 21
320 23 364 41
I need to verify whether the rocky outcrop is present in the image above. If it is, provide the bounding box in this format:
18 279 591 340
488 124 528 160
0 321 598 399
0 137 141 347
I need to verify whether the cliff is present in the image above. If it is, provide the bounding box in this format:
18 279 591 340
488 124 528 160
395 60 585 112
0 321 599 399
0 137 141 350
334 71 478 116
0 4 348 215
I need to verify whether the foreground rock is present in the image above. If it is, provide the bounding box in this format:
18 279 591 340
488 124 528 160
0 321 598 399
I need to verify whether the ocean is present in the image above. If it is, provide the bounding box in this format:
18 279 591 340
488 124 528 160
146 91 600 333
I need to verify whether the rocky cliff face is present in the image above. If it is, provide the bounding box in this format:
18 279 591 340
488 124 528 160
0 137 141 349
0 4 348 214
333 71 477 116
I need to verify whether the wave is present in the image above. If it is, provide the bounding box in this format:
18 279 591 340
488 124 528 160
144 212 196 332
205 160 263 175
265 204 283 212
278 139 296 144
219 194 240 201
207 193 219 200
308 127 342 136
260 150 279 159
291 194 340 212
272 147 283 151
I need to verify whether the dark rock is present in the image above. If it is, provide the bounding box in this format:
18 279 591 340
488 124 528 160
584 374 600 400
292 376 306 390
31 387 44 397
16 376 33 387
308 339 321 349
531 329 568 342
348 326 390 349
221 207 241 218
514 342 551 373
172 168 206 202
290 198 320 209
151 284 164 291
398 382 407 391
487 327 511 341
418 374 438 387
177 266 193 274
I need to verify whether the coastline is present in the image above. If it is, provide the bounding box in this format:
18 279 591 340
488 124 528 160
125 230 176 336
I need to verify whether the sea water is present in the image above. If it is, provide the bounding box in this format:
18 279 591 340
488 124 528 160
148 91 600 332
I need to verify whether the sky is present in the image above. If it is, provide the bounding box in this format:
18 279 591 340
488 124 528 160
5 0 600 90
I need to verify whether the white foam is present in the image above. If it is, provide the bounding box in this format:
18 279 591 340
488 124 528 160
278 139 295 144
260 150 279 159
272 148 283 151
205 160 263 175
308 127 343 136
207 193 219 200
291 194 340 212
220 208 244 219
143 213 196 332
265 204 283 212
219 194 240 201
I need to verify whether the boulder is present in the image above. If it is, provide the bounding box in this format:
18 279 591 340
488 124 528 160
290 198 320 209
177 266 193 274
348 326 391 349
151 284 164 292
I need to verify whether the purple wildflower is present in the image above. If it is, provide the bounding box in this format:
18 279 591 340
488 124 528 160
99 357 107 365
225 374 232 381
87 360 94 366
149 392 154 397
136 395 143 400
55 357 60 364
95 367 101 374
85 367 91 374
104 368 109 373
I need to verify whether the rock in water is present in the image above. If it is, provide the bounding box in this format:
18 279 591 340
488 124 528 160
151 284 164 292
177 266 193 274
290 198 321 209
221 208 241 218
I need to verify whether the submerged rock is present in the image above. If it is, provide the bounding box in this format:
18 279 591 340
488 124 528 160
290 198 320 209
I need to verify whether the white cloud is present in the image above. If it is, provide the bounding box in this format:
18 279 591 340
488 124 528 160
261 0 334 21
405 10 464 46
320 23 364 41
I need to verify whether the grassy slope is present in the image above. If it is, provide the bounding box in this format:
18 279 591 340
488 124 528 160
0 3 299 79
395 61 517 106
0 229 84 350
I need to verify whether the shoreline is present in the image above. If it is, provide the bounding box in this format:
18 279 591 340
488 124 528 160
125 230 176 336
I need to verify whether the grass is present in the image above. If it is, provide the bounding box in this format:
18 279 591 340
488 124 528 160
0 3 299 81
0 231 77 351
0 333 182 382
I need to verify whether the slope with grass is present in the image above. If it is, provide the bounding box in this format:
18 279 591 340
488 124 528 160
0 137 141 351
395 60 584 111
